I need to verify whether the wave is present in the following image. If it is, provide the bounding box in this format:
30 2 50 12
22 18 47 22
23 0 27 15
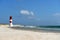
12 25 60 31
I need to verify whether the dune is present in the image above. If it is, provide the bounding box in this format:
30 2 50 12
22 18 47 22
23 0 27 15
0 25 60 40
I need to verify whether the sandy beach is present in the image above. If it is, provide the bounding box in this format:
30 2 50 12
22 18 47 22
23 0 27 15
0 25 60 40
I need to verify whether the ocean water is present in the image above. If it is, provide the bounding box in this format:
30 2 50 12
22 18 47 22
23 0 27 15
36 26 60 31
24 26 60 31
38 26 60 28
12 25 60 31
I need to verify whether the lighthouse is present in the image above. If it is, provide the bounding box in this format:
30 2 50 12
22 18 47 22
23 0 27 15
9 16 13 27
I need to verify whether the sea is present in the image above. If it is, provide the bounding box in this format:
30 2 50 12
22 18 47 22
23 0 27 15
12 25 60 31
36 26 60 31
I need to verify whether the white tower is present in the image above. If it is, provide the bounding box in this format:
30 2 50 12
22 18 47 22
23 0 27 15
9 16 13 27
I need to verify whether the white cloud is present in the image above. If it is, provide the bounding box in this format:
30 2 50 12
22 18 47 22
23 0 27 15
20 10 30 15
20 10 34 16
20 10 40 21
30 11 34 16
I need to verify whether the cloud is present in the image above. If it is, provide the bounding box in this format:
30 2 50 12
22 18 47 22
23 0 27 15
20 10 34 16
20 10 30 15
20 10 40 21
30 11 34 16
53 13 60 16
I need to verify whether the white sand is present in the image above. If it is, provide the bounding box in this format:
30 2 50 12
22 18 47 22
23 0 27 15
0 25 60 40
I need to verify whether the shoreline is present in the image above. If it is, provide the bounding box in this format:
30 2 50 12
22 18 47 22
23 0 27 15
0 25 60 40
0 24 60 33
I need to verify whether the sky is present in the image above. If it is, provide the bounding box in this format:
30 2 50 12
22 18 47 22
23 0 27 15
0 0 60 26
